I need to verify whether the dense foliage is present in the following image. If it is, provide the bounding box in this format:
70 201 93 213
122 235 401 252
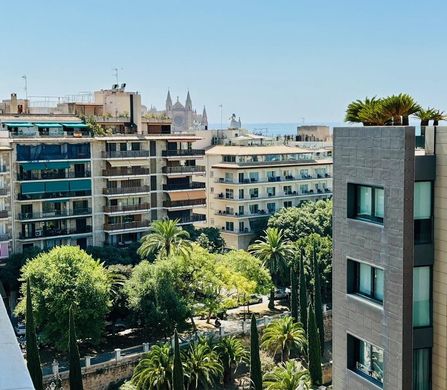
86 244 140 266
183 225 226 253
263 360 311 390
15 247 111 349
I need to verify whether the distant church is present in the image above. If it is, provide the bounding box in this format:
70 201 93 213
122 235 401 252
164 91 208 133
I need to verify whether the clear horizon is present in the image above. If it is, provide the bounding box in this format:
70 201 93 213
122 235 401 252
1 0 446 124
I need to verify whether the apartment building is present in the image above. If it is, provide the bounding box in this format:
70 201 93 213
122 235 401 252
0 86 206 254
332 126 439 390
199 144 332 249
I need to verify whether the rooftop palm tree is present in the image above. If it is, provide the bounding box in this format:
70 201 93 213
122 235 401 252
248 227 293 279
261 317 307 362
344 97 379 124
397 93 421 125
415 107 436 126
183 342 223 389
132 344 173 390
357 99 391 126
432 109 446 126
215 336 249 385
138 219 192 259
263 360 311 390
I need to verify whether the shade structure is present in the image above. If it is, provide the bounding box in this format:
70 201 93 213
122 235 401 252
69 179 91 191
34 123 63 128
61 123 89 128
167 190 206 201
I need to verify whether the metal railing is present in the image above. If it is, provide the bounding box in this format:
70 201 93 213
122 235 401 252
102 150 150 158
19 226 92 240
162 149 205 157
104 221 150 231
18 208 92 221
102 168 149 176
18 171 91 181
104 203 150 213
103 186 150 195
18 190 92 201
215 174 331 185
163 182 205 191
175 214 206 224
163 198 206 208
162 166 206 174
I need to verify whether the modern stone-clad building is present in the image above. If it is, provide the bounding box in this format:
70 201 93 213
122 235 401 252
332 125 437 389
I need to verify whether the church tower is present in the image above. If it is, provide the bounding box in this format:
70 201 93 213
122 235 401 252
166 90 172 111
185 91 192 111
201 106 208 129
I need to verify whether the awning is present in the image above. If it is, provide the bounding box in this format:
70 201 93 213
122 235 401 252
168 190 206 201
3 122 34 127
62 123 89 128
34 123 62 128
69 179 91 191
20 162 47 171
45 181 69 192
21 182 45 194
108 159 149 167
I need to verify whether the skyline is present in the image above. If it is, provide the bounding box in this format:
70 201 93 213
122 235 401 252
1 0 447 123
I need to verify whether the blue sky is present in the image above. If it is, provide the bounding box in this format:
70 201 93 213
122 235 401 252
1 0 446 123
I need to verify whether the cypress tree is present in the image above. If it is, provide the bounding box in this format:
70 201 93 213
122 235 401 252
290 266 298 322
173 329 184 390
250 314 262 390
313 244 325 355
307 304 322 386
25 280 43 390
298 249 308 332
268 287 275 310
68 305 83 390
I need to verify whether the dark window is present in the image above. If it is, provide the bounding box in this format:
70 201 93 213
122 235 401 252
348 184 384 224
414 182 433 244
413 266 431 328
223 155 236 163
347 259 384 303
413 348 431 390
347 334 384 387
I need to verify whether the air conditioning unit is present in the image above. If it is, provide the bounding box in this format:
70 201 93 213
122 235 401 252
35 230 43 237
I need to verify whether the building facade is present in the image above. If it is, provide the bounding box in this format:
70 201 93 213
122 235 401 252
332 126 437 389
198 144 333 249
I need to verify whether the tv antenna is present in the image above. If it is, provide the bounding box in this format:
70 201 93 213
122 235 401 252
22 75 28 100
113 67 123 85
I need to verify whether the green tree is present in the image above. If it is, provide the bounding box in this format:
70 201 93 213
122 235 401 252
268 200 332 242
263 360 311 390
107 264 132 326
298 251 308 333
183 226 226 253
290 266 298 322
307 304 322 386
86 243 140 266
261 317 306 362
312 246 325 355
25 280 43 390
248 227 293 285
138 219 192 259
173 329 184 390
68 305 84 390
15 246 111 350
183 341 222 389
215 336 248 385
250 315 262 390
268 287 275 311
345 96 379 124
132 343 172 390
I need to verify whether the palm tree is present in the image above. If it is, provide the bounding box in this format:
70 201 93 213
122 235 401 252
382 94 404 125
357 99 391 126
183 342 223 389
345 97 379 124
138 219 192 259
415 107 435 126
397 93 421 125
248 227 293 280
261 317 307 362
432 109 446 126
263 360 311 390
215 336 248 385
132 344 173 390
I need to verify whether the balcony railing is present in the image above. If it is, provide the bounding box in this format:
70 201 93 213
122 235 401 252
104 220 150 231
162 149 205 157
102 150 150 158
102 168 150 177
103 186 150 195
18 190 92 201
18 208 92 221
104 203 151 213
215 189 332 201
0 166 8 173
162 166 206 174
0 188 8 196
174 214 207 224
0 210 9 218
163 182 205 191
18 171 91 181
215 174 331 185
0 233 11 241
163 198 206 208
19 226 92 240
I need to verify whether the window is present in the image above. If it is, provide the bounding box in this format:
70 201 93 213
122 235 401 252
223 155 236 163
239 205 244 215
239 189 244 199
249 172 259 182
348 184 384 224
239 221 245 232
249 204 259 214
225 189 234 199
300 184 309 194
267 187 276 196
284 201 292 208
267 203 276 213
225 221 234 231
348 335 384 386
413 348 431 390
413 266 431 327
283 185 292 194
348 260 384 303
414 182 432 244
249 188 259 199
224 172 233 183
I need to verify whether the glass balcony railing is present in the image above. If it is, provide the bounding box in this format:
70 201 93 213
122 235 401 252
19 226 92 239
18 190 91 201
103 186 150 195
104 220 150 231
103 203 151 213
162 166 206 174
163 198 206 208
162 149 205 157
17 208 92 221
102 150 150 158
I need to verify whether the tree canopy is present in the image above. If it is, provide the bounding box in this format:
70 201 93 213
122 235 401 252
15 246 111 350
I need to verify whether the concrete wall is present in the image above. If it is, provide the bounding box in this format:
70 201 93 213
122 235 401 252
332 127 414 389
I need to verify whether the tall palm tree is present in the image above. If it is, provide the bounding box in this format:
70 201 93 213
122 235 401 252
132 344 173 390
248 227 293 278
263 360 311 390
261 317 307 362
345 97 379 124
214 336 248 385
183 342 223 389
138 219 192 259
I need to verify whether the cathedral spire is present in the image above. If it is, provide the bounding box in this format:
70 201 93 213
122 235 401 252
201 106 208 126
166 90 172 111
185 90 192 111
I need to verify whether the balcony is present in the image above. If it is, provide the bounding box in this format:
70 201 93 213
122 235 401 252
102 150 150 159
215 173 331 185
18 190 91 201
19 226 92 240
162 166 206 174
18 171 91 181
0 188 8 196
102 167 150 177
104 203 151 213
0 210 9 219
17 208 92 221
0 166 8 173
104 220 150 231
174 214 207 224
163 198 206 208
215 210 274 219
162 149 205 157
0 233 11 241
163 182 205 191
103 186 150 195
